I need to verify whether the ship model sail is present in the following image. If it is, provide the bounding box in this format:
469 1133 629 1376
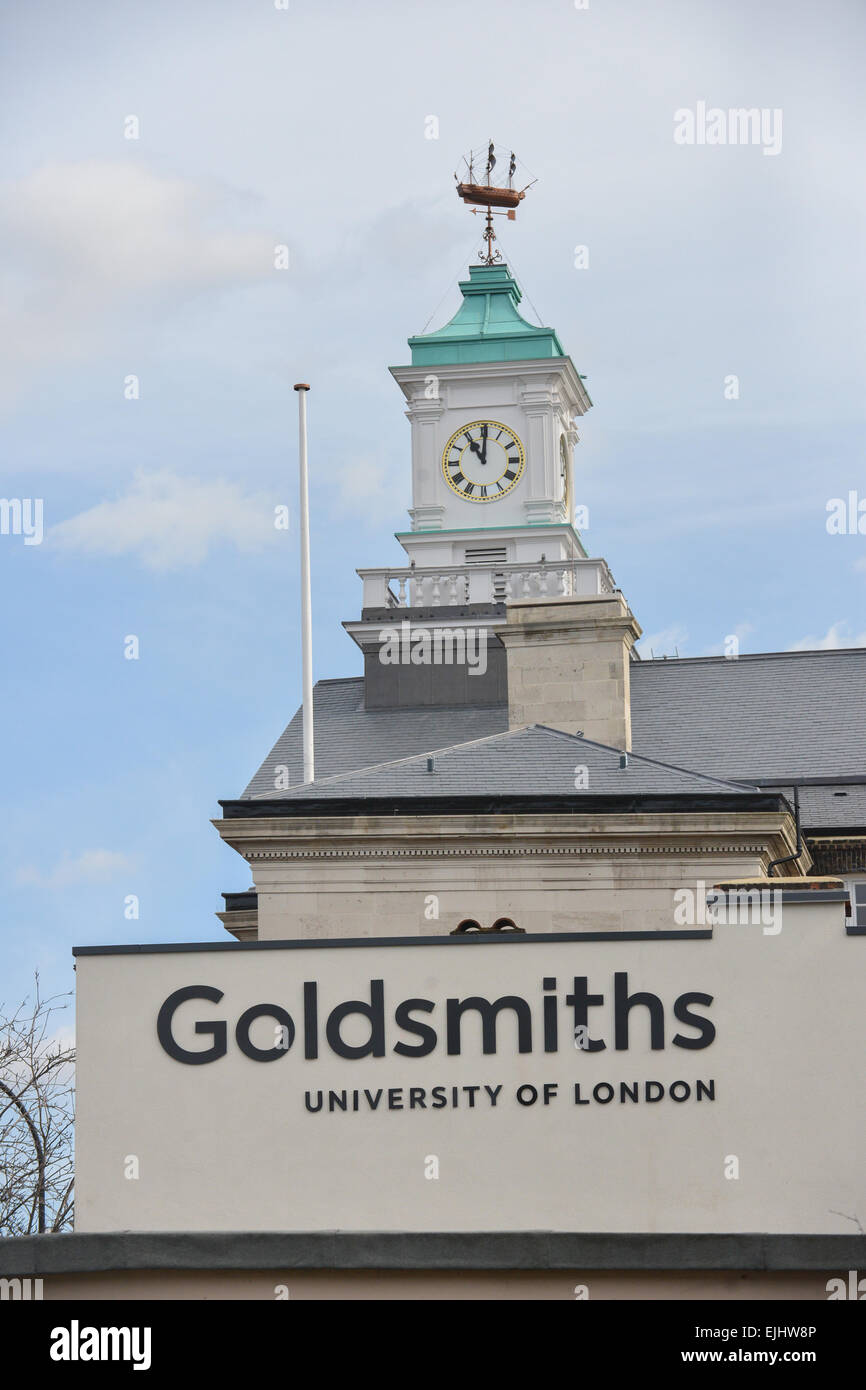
455 142 535 264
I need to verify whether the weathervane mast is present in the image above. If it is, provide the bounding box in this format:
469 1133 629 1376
455 141 535 265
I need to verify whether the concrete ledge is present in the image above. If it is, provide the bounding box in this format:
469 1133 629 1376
2 1232 864 1276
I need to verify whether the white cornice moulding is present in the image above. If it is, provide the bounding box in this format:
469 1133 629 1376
390 358 592 416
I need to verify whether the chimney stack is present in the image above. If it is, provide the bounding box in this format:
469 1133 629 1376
495 593 642 750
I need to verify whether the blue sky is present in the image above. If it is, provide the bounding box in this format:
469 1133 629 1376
1 0 864 1012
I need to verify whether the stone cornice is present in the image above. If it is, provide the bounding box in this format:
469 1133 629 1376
236 841 776 863
495 593 642 648
213 809 802 870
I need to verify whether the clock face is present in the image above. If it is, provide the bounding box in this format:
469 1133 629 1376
442 420 525 502
559 434 570 510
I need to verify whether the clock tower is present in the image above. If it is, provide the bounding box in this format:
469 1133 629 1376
344 150 622 712
389 260 592 573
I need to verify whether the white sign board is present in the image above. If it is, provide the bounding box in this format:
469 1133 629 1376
74 914 862 1233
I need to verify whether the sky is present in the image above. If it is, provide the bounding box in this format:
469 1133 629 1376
1 0 864 1014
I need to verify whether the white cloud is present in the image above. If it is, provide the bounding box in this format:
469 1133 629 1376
788 622 866 651
0 160 275 399
46 1022 76 1057
50 469 286 570
17 848 136 888
329 453 402 524
637 624 688 659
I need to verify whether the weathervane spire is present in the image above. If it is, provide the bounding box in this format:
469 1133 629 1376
455 142 535 265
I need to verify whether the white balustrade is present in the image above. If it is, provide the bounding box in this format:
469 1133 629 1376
358 558 615 610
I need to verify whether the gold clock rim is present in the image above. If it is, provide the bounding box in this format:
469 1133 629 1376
441 418 526 503
560 433 570 511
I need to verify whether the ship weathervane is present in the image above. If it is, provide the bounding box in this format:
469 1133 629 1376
454 141 536 265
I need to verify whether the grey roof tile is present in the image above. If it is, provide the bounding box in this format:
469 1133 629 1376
239 649 866 829
630 649 866 781
248 723 754 801
241 678 507 798
770 783 866 829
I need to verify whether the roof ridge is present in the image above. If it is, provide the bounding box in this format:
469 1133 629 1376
624 746 757 790
256 723 754 798
533 724 627 754
533 725 754 790
637 647 866 667
274 724 539 791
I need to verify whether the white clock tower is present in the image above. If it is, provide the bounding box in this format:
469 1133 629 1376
344 157 621 708
389 261 593 573
344 254 617 708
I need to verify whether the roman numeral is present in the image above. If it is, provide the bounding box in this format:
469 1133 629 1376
463 482 475 496
507 456 519 467
452 471 465 486
503 469 517 481
480 485 489 498
496 430 503 440
495 481 506 492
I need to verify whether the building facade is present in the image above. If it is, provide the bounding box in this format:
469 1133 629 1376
8 256 864 1300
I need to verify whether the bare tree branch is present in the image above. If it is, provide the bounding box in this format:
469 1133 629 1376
0 974 75 1236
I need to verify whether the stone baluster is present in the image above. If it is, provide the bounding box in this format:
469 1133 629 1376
448 574 458 604
397 576 407 606
432 575 441 605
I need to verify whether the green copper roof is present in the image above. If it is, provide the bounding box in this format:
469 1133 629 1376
408 263 566 365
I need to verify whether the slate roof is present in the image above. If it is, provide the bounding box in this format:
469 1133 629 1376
770 784 866 831
630 649 866 781
239 649 866 829
256 725 754 802
241 677 507 798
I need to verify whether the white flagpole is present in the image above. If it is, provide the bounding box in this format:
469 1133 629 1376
294 383 314 784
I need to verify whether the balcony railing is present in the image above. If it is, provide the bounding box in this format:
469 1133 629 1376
358 558 616 610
